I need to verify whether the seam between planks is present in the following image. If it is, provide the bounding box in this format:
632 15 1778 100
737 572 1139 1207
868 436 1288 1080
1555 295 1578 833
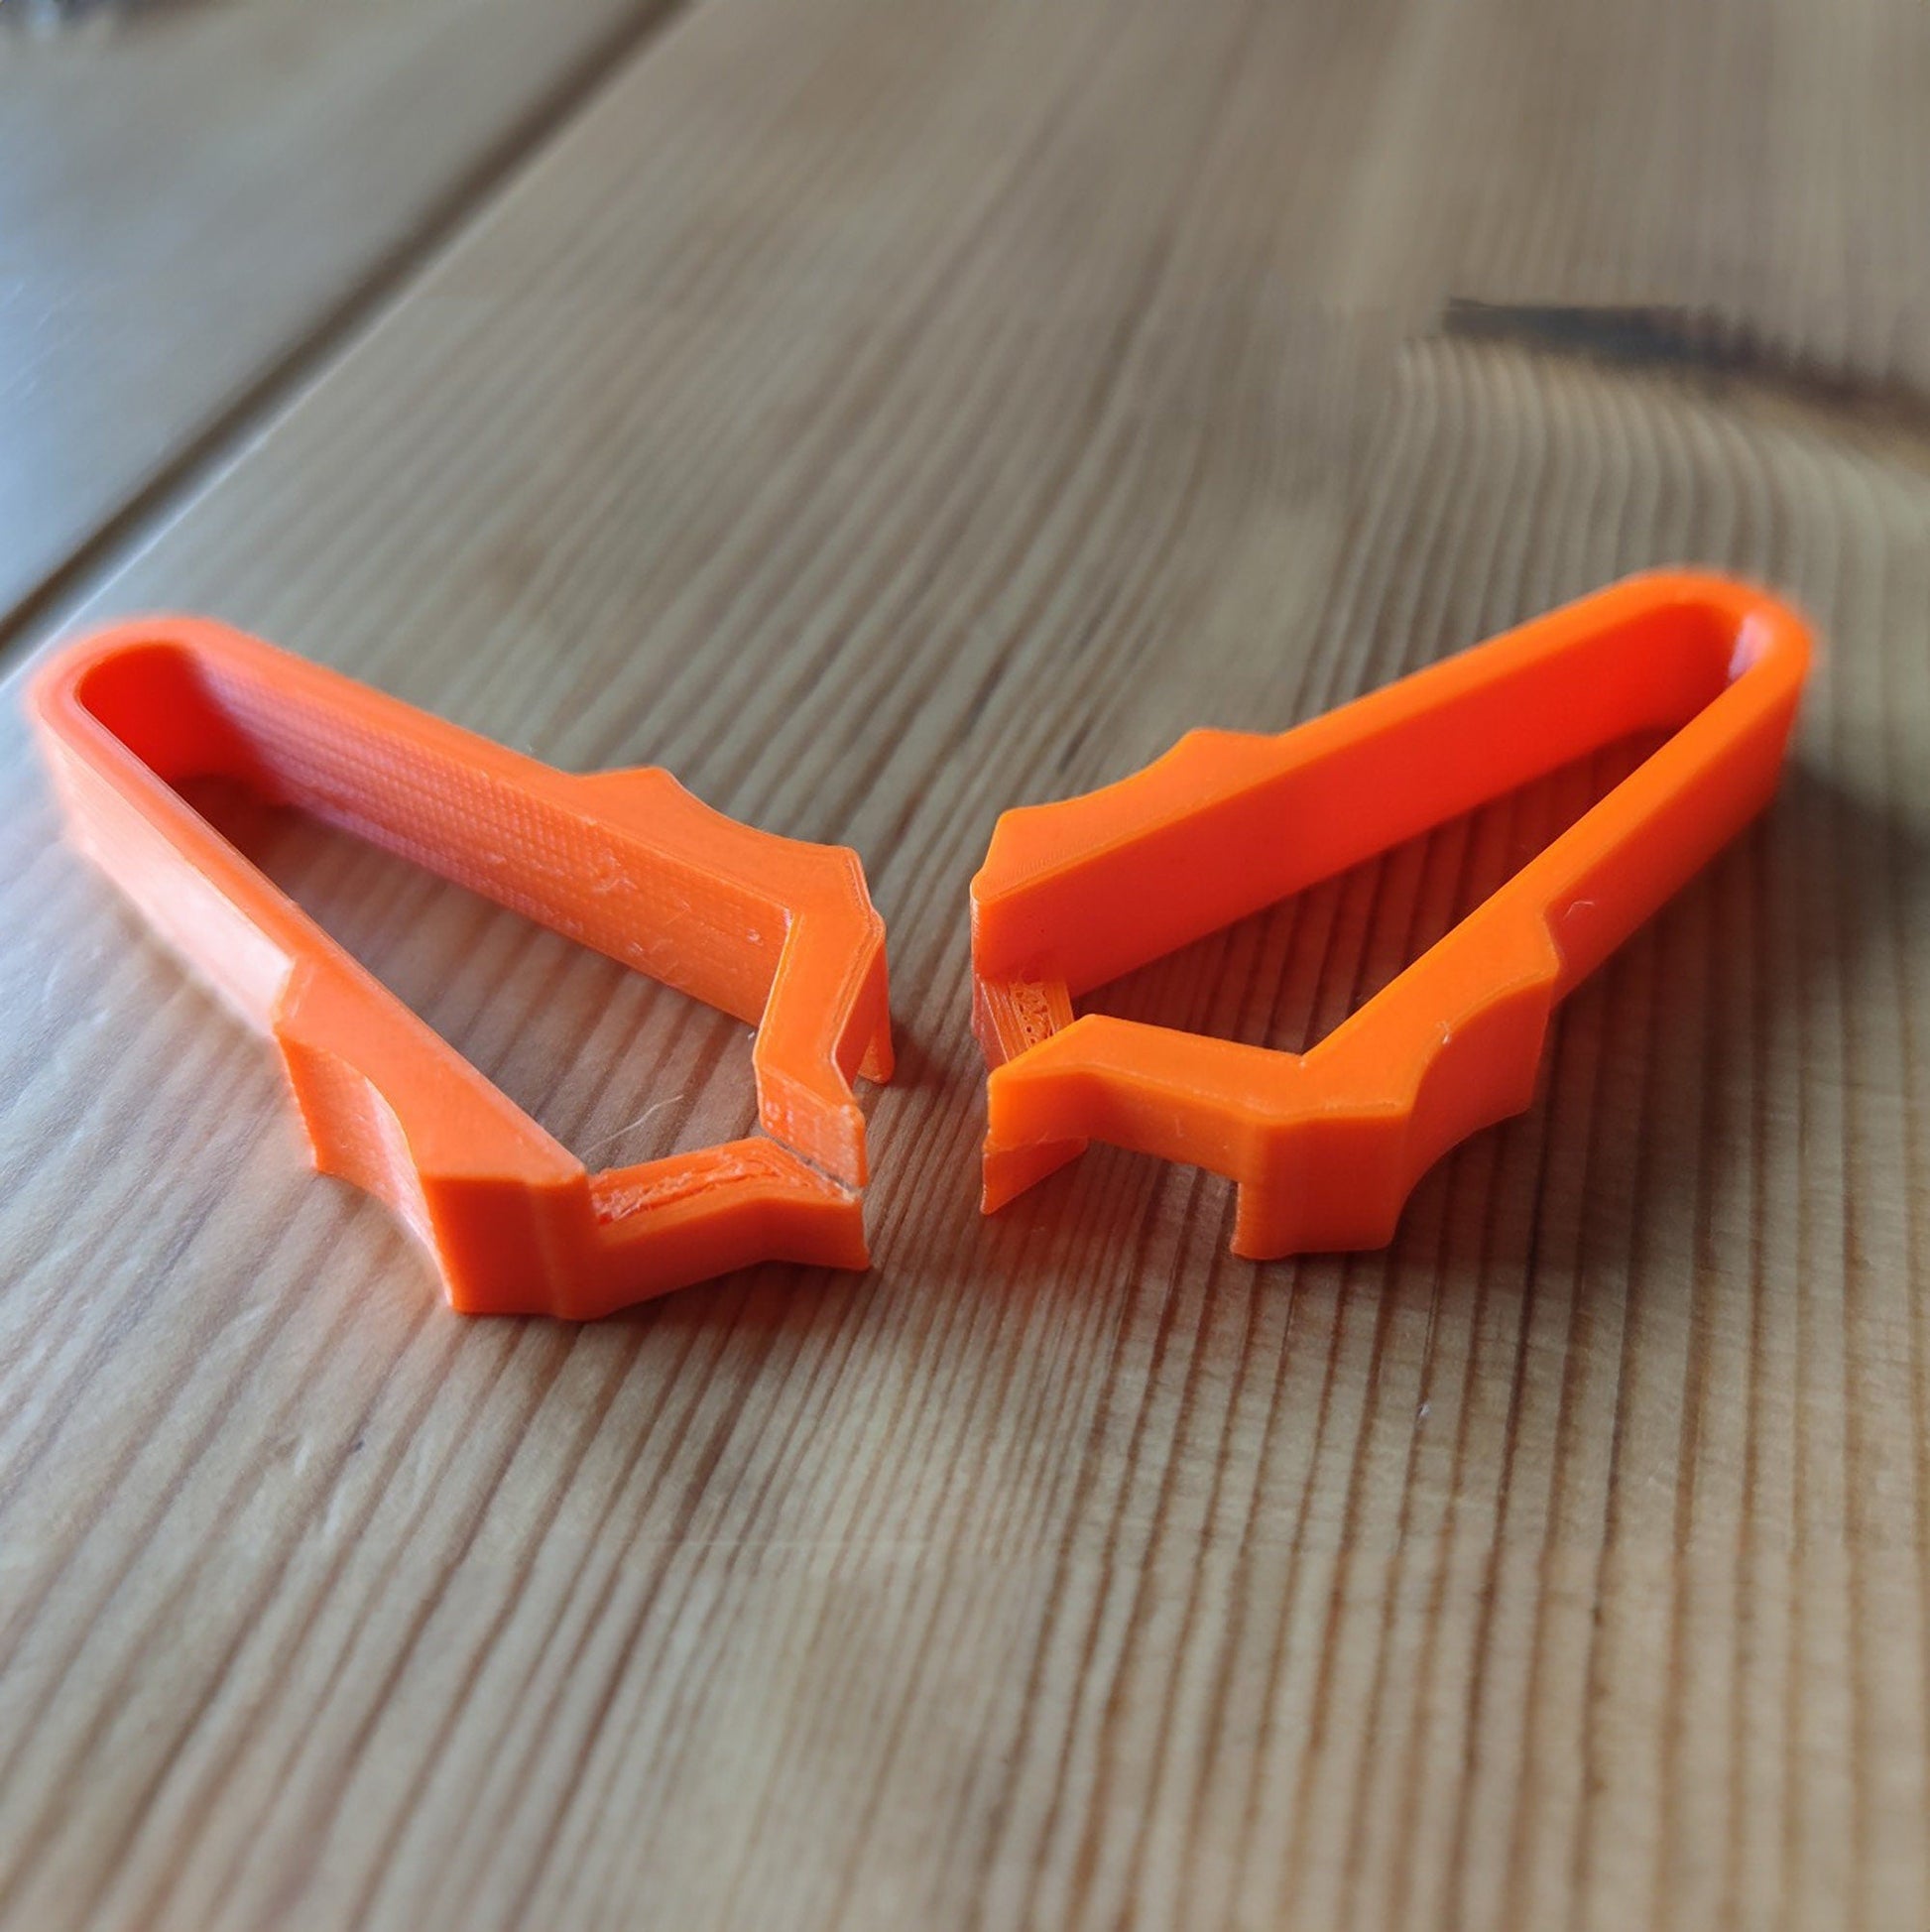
0 0 693 666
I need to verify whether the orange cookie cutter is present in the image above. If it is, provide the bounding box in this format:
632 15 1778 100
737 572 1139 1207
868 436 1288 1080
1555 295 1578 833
971 570 1811 1257
30 617 893 1318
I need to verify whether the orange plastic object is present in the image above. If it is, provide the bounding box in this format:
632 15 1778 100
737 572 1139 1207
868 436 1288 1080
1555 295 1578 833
971 570 1811 1257
30 617 894 1318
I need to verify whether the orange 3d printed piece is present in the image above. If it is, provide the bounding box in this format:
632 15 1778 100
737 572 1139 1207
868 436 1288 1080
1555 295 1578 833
30 617 893 1318
971 570 1811 1258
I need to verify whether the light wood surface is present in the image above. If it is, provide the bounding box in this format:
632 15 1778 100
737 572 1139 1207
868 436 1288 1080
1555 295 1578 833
2 0 1928 1927
0 0 672 631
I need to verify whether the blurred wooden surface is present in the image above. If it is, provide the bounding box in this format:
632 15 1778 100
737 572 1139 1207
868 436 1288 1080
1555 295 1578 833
0 0 674 630
1 0 1928 1927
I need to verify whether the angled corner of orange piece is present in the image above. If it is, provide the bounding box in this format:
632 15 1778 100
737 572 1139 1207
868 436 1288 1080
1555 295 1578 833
969 569 1812 1259
28 616 894 1318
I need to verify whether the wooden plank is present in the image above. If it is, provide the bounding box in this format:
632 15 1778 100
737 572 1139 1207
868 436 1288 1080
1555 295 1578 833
1413 0 1930 390
1 0 1928 1925
0 0 676 631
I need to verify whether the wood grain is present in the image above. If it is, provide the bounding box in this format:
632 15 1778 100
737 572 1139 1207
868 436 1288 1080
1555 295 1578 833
1 0 1928 1926
0 0 675 632
1419 0 1930 390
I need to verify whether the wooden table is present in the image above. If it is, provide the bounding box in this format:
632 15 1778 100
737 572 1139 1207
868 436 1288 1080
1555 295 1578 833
3 0 1927 1925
